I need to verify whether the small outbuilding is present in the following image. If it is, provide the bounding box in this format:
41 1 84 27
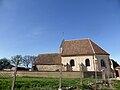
34 53 62 71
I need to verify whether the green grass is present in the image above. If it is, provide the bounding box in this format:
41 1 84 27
0 77 119 90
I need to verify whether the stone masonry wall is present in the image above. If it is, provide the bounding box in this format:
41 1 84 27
36 65 61 71
0 71 102 78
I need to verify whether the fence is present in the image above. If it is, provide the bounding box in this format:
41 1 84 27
0 71 116 90
0 71 102 78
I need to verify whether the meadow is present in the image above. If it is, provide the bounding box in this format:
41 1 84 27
0 77 120 90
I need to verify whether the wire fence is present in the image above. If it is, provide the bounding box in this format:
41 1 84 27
0 71 117 90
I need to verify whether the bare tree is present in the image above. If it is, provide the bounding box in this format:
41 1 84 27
22 55 36 68
11 55 22 66
11 55 22 90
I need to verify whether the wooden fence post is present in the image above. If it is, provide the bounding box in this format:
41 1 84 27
11 59 19 90
58 64 62 90
79 63 83 90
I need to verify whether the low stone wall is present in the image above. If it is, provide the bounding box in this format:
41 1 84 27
0 71 102 78
36 65 61 71
84 72 102 78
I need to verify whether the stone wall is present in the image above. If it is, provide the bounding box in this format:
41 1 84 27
95 55 111 75
62 55 94 71
61 55 110 76
0 71 102 78
36 65 61 71
84 71 102 78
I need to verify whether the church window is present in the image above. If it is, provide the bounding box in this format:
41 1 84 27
70 59 75 66
85 59 90 66
101 59 106 67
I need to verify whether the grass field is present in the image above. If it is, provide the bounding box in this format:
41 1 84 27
0 77 120 90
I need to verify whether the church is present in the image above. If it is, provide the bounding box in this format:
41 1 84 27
34 38 111 76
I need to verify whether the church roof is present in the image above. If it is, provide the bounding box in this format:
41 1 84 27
35 53 61 65
61 39 109 56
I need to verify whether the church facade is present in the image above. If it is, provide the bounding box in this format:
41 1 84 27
34 39 111 76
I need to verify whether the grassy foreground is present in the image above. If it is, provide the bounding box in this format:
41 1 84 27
0 77 120 90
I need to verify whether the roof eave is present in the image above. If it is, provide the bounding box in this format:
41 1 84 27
61 53 110 57
35 64 62 65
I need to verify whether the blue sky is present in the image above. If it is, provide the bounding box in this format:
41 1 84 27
0 0 120 63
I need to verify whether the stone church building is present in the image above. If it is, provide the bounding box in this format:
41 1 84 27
34 38 111 75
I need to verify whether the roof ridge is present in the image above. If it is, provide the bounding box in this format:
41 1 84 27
64 38 90 41
89 40 109 55
38 53 60 56
88 39 95 54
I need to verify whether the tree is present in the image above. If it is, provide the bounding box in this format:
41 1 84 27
11 55 22 66
22 55 36 68
0 58 10 70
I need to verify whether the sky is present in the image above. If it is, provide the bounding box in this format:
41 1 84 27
0 0 120 63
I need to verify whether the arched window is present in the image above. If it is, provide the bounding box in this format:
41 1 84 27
101 59 106 67
85 59 90 66
70 59 75 66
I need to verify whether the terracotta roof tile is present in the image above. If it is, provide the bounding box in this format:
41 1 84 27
90 40 109 55
35 53 61 65
61 39 109 56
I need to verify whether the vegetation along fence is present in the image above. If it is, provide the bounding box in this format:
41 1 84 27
0 71 120 90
